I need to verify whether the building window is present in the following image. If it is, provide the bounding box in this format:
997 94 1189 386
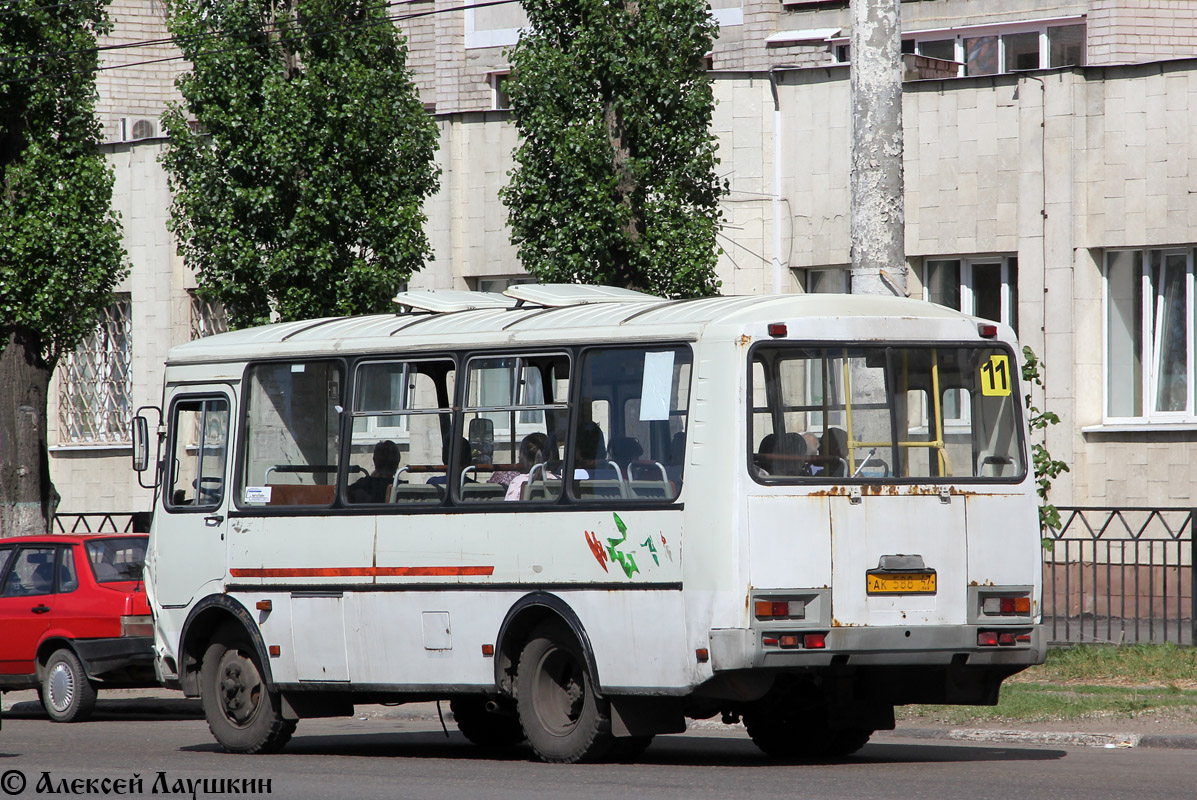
58 295 133 444
470 275 535 294
897 21 1084 77
919 256 1019 332
489 72 511 111
1105 249 1194 422
189 291 229 340
802 267 850 294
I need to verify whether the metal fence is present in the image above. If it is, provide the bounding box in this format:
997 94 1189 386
53 508 1196 647
52 512 151 535
1043 507 1195 646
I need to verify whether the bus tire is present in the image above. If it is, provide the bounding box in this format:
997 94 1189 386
200 632 296 754
449 697 526 747
608 735 654 761
743 707 820 758
819 727 873 758
515 621 613 763
42 649 97 723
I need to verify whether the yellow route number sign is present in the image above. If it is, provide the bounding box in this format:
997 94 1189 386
979 354 1012 397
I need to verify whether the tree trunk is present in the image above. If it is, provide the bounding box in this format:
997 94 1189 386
0 329 57 536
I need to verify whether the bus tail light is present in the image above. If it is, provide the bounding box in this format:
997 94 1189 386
121 614 154 638
754 599 805 619
767 322 788 337
978 322 998 338
755 600 789 618
982 595 1031 615
803 633 826 649
977 631 998 647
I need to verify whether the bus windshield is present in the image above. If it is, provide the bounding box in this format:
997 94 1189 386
751 344 1026 481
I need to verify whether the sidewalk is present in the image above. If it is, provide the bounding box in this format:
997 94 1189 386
6 687 1197 750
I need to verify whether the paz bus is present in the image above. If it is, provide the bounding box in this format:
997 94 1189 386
134 284 1043 762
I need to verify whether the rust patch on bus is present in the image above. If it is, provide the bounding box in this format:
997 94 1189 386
738 334 752 347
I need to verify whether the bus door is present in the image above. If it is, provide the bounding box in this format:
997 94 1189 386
151 388 234 608
828 493 968 628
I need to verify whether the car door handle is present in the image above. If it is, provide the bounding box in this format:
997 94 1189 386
31 605 50 614
204 514 224 527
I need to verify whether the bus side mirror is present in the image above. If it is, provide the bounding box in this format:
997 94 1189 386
132 415 150 472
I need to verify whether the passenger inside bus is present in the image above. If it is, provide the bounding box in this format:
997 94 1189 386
346 440 401 504
608 436 643 480
506 432 557 501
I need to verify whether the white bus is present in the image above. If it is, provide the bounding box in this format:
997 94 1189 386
134 284 1043 762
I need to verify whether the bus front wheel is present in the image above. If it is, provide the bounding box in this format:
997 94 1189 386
200 631 296 754
515 621 613 763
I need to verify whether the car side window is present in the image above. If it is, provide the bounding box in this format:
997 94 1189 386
58 547 78 593
1 547 57 597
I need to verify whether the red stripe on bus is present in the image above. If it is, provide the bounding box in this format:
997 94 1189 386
229 566 495 578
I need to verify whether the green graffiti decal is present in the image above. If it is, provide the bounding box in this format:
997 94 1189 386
605 512 640 578
641 536 659 566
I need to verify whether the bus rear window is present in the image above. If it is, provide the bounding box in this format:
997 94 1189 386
750 345 1025 482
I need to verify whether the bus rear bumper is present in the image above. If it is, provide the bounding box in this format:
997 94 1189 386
710 624 1047 672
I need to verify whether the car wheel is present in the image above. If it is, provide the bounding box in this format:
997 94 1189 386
200 630 296 754
42 649 98 723
515 621 613 763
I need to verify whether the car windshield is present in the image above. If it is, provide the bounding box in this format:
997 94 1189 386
85 537 147 583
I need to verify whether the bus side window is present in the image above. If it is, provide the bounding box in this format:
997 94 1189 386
571 346 691 503
458 353 569 504
166 397 229 511
238 361 342 508
347 359 455 505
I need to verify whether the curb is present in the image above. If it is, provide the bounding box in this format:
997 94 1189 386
894 726 1197 750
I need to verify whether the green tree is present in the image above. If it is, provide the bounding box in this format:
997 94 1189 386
0 0 127 535
501 0 725 299
1022 346 1071 547
162 0 439 329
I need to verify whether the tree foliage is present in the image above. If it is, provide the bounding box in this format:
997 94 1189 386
162 0 439 329
0 0 127 534
1022 346 1071 547
1 0 127 361
501 0 725 299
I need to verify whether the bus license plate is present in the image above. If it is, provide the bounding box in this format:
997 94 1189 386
866 571 937 595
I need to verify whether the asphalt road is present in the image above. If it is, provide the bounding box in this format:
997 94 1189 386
1 695 1194 800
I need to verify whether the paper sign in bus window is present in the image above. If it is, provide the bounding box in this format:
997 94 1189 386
640 351 675 421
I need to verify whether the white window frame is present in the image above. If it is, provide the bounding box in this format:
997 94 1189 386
1102 248 1196 425
834 17 1084 75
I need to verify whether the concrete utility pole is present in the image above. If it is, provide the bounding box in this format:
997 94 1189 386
849 0 906 296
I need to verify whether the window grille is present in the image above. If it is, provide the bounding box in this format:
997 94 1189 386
58 295 133 444
189 291 229 339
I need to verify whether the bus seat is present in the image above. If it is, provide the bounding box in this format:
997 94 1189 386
524 479 563 502
391 484 445 504
628 480 675 500
575 479 627 500
460 483 508 502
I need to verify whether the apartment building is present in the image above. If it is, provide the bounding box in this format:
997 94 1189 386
51 1 1197 521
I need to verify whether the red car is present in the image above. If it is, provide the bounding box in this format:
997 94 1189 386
0 534 155 722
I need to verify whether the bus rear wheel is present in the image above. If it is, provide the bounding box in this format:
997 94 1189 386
200 631 296 754
515 621 613 763
449 697 526 747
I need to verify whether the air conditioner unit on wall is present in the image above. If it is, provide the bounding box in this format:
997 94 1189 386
119 117 157 142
